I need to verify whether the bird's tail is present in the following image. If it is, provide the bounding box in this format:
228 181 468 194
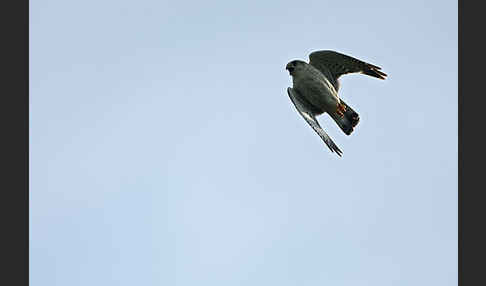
330 99 360 135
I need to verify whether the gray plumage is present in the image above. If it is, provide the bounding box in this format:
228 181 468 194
285 50 387 157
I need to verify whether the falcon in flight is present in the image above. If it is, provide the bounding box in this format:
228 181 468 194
285 50 387 157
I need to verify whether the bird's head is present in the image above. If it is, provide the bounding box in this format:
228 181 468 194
285 60 307 76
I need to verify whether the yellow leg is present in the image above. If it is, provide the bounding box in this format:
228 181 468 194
336 102 346 117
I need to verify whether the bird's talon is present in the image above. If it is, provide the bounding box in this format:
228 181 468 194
336 103 346 117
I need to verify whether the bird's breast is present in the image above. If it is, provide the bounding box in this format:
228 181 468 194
293 75 338 113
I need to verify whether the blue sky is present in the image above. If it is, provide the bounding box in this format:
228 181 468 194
30 0 457 285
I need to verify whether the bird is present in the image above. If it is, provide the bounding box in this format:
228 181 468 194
285 50 387 157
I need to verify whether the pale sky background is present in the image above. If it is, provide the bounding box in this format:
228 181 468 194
30 0 457 285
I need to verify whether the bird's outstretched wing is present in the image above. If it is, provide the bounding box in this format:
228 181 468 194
287 87 343 157
309 50 387 84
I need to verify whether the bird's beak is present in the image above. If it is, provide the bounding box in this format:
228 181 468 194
286 63 294 73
